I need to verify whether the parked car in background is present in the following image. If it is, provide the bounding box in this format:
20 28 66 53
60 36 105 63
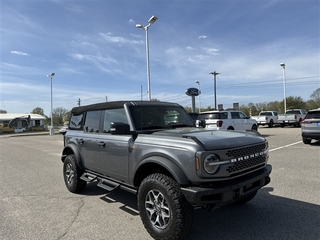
301 108 320 144
278 109 307 127
59 126 68 135
251 111 279 128
196 110 258 131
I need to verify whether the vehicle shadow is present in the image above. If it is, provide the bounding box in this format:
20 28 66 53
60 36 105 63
186 187 320 240
85 186 320 240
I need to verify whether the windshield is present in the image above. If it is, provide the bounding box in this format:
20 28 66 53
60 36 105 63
130 105 194 130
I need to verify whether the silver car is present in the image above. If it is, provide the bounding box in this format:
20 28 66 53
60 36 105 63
301 108 320 144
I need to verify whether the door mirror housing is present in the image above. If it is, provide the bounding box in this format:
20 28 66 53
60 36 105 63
110 122 130 135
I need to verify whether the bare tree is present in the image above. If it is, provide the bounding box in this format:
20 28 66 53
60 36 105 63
52 107 69 125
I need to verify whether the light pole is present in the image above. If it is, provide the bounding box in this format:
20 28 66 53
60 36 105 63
195 80 201 113
280 63 287 113
47 73 55 135
209 71 220 110
136 15 158 101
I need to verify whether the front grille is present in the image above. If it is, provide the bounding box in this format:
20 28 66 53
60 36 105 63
225 143 268 173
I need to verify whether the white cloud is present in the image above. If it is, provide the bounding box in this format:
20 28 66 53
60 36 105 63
99 32 143 45
11 51 30 56
198 35 207 39
202 48 220 55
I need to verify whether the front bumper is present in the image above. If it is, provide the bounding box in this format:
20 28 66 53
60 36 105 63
181 164 272 206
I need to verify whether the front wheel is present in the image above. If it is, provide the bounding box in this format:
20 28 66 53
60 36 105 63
138 173 194 240
63 154 86 193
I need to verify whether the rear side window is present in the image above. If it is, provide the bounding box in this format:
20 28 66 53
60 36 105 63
84 111 101 133
69 113 84 130
197 112 227 120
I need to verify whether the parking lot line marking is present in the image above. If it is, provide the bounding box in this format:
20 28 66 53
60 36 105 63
269 141 302 152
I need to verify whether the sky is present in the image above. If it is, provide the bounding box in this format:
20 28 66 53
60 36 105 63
1 0 319 116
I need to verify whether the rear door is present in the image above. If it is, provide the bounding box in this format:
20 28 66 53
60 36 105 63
78 110 102 172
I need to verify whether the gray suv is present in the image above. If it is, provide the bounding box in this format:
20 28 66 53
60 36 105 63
301 108 320 144
61 101 272 240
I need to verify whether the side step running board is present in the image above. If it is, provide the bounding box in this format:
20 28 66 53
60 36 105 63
80 172 97 182
97 179 120 192
80 171 137 194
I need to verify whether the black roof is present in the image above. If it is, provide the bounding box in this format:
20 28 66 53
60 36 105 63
71 100 181 114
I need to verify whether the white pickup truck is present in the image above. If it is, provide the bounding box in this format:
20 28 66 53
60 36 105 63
251 111 279 128
277 109 307 127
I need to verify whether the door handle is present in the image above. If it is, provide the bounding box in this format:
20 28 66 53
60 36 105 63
97 141 105 147
78 139 84 144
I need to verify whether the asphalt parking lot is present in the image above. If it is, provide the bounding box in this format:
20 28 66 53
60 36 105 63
0 127 319 240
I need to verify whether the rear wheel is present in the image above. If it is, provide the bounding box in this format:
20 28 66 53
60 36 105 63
63 154 86 193
296 119 302 127
268 120 274 128
138 173 193 240
302 137 312 144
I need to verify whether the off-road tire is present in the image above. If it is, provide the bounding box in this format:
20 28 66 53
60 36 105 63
302 137 312 144
63 154 86 193
137 173 194 240
233 190 258 205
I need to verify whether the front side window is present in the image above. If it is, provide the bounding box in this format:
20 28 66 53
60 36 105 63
84 111 101 133
103 108 127 133
239 112 247 119
231 112 240 119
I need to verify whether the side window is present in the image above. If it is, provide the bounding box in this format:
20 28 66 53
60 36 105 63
239 112 247 119
84 111 101 133
103 108 127 133
231 112 240 119
69 113 84 130
220 112 228 119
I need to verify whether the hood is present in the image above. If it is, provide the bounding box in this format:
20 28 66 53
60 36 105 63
153 128 266 150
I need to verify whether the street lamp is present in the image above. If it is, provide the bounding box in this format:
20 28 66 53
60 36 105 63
209 71 220 110
136 15 158 101
280 63 287 113
47 72 55 135
195 80 201 113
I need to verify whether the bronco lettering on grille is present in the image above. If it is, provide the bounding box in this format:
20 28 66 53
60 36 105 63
230 151 265 163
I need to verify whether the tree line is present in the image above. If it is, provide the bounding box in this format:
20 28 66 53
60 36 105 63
1 88 319 123
185 88 320 116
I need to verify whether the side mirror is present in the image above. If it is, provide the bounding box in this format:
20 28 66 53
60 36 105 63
110 122 130 135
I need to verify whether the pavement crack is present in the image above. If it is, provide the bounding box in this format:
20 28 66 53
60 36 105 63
57 198 84 239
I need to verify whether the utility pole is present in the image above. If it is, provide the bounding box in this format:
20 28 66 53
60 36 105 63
77 98 81 106
209 71 220 110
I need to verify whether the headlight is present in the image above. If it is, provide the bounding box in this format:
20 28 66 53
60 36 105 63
204 154 220 174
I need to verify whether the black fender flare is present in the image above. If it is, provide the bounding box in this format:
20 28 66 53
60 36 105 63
135 155 191 186
61 144 85 170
